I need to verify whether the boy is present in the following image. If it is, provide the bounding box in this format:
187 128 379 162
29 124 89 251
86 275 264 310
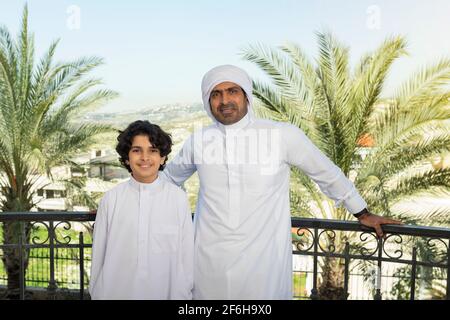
89 120 194 299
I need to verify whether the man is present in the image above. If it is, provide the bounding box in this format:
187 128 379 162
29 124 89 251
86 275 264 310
162 64 401 299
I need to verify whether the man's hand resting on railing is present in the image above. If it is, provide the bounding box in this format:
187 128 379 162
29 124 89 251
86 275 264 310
357 210 403 239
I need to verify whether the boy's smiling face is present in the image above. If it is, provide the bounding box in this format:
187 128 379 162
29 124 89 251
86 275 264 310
126 134 165 183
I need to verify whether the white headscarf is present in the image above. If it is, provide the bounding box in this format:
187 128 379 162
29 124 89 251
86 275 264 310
201 65 254 123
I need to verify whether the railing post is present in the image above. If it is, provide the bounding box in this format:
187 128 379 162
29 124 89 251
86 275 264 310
410 247 417 300
374 236 383 300
47 221 57 299
446 243 450 300
79 232 84 300
344 242 350 300
19 221 25 300
310 227 319 300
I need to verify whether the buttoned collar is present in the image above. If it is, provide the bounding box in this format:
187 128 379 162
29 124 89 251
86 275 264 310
128 174 163 194
216 112 252 135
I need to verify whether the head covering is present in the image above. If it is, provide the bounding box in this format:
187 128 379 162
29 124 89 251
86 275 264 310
201 65 254 123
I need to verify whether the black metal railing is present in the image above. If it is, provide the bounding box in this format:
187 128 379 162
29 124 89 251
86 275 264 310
1 247 91 289
0 212 449 300
0 212 95 300
292 217 450 300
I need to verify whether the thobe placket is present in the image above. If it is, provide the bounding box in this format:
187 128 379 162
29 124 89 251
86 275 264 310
225 130 241 229
137 184 150 276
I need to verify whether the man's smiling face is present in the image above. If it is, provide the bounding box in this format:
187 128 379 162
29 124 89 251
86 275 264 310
209 81 248 125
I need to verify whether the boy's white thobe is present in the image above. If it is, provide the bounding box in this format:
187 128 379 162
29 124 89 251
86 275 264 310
89 175 194 300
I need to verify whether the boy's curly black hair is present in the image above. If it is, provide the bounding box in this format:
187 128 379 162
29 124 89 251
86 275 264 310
116 120 172 173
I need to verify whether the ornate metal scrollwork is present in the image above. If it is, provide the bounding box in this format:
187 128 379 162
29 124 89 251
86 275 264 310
318 229 337 253
358 232 379 257
293 227 315 253
424 238 448 264
53 221 73 245
382 234 403 259
30 221 50 244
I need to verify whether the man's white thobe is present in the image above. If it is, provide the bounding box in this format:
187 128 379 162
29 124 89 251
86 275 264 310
162 113 367 299
89 175 194 300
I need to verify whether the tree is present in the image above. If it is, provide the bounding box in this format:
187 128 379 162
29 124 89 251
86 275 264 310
242 31 450 299
0 5 117 299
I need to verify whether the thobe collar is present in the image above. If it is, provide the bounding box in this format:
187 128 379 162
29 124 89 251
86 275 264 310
215 112 252 135
128 174 163 194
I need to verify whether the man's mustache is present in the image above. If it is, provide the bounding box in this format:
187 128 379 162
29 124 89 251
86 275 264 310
218 103 237 111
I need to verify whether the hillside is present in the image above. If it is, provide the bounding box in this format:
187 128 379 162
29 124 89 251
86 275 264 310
78 103 212 210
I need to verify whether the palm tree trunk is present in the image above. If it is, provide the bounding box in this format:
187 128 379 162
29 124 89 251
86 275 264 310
1 184 34 300
1 221 32 299
317 228 349 300
318 256 348 300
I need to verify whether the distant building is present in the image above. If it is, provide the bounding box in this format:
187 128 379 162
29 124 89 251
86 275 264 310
1 148 130 212
88 149 129 181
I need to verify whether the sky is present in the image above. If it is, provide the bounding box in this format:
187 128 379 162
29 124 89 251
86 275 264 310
0 0 449 113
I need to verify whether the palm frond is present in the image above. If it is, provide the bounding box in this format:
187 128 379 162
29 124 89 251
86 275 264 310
361 132 450 183
348 36 407 154
395 58 450 110
240 42 305 100
386 168 450 204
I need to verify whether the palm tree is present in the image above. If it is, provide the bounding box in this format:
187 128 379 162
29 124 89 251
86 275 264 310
0 6 117 298
242 32 450 299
